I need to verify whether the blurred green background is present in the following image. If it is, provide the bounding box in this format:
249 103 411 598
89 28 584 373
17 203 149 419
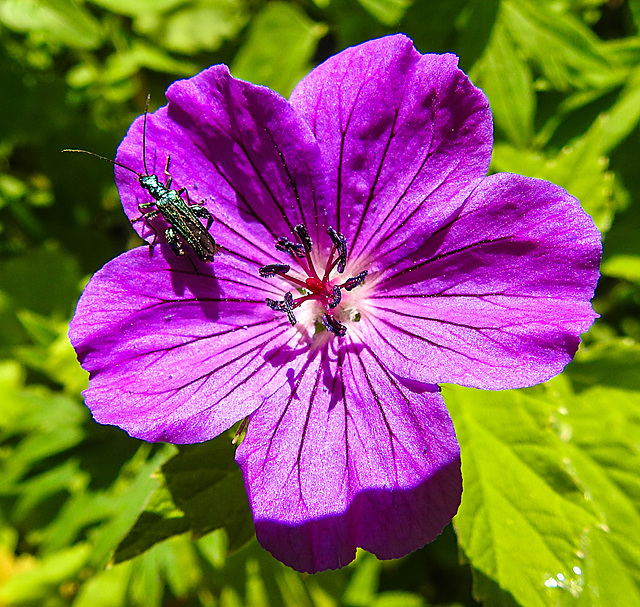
1 1 639 605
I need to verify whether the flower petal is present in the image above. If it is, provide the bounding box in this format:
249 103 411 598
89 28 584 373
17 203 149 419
361 173 601 389
235 341 461 573
69 246 299 443
290 34 492 259
115 66 329 259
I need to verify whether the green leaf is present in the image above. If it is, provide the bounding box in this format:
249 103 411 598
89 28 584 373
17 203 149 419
601 254 640 282
113 485 190 563
0 244 81 318
630 0 640 30
162 439 254 548
473 20 534 147
114 435 254 563
560 385 640 605
0 0 103 49
159 0 249 55
491 129 617 232
231 2 327 97
501 0 617 90
0 543 90 603
72 563 130 607
87 0 185 17
564 340 640 393
356 0 413 25
87 444 175 568
582 62 640 154
446 384 599 607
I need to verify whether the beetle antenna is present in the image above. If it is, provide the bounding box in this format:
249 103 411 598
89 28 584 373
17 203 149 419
142 94 151 177
61 149 141 177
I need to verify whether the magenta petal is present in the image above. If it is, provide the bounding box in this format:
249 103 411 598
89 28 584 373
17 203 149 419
363 173 601 389
235 342 461 573
290 34 492 261
69 246 297 443
115 66 329 257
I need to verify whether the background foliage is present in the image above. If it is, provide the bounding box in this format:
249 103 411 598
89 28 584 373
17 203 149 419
1 0 639 605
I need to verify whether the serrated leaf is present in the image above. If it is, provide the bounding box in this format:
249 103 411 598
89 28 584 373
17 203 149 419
560 386 640 605
446 384 599 607
114 435 254 563
231 2 327 97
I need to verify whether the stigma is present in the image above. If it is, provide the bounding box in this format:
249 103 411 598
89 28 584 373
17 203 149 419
259 224 367 338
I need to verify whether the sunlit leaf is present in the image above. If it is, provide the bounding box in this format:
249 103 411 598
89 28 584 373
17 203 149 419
601 254 640 282
0 543 90 603
501 0 617 90
160 1 249 55
558 384 640 605
492 130 617 232
0 0 102 49
447 384 599 607
472 19 534 147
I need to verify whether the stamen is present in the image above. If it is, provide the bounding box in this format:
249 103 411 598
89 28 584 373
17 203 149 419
259 263 290 278
327 285 342 309
283 292 297 326
275 237 306 259
294 224 313 253
322 314 347 337
266 292 297 326
327 227 347 273
266 298 288 312
342 270 368 291
259 225 367 339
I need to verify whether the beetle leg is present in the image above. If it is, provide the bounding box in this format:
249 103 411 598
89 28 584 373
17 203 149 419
165 227 185 257
164 155 173 188
191 205 215 230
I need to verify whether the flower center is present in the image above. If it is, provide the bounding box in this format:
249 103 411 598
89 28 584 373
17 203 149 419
259 224 367 337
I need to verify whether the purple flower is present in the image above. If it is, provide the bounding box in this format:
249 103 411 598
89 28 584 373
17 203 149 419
69 35 601 572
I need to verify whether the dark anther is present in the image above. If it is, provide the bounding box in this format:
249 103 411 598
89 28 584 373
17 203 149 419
294 224 313 253
327 227 347 273
259 263 291 278
266 292 297 326
322 314 347 338
328 285 342 309
275 237 306 259
283 292 297 326
343 270 368 291
266 298 288 312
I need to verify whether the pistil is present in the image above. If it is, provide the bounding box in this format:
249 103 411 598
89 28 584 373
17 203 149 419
259 224 367 337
